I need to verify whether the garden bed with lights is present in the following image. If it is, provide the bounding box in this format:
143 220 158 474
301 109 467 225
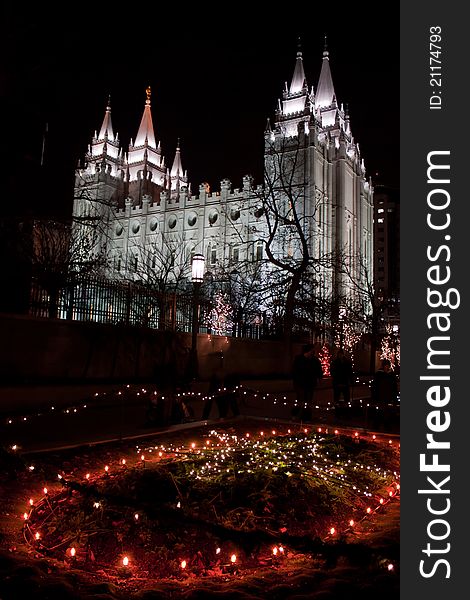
0 421 400 599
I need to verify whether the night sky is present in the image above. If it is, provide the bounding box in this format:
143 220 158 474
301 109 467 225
2 5 399 218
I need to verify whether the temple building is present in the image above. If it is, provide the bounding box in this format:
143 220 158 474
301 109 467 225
72 42 373 324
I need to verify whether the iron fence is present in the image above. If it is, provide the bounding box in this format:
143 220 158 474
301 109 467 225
29 276 277 340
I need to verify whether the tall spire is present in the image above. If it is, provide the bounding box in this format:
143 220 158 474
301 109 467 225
289 37 306 94
98 95 115 141
88 95 121 165
135 86 157 148
315 38 336 109
171 139 183 178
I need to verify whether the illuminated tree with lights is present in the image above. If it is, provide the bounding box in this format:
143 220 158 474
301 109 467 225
207 292 233 335
339 251 387 373
334 322 361 365
319 343 331 376
380 324 400 370
207 256 267 336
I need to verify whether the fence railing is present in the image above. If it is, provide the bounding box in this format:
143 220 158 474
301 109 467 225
28 276 278 340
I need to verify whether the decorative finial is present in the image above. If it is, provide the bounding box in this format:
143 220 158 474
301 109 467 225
107 94 111 108
323 34 329 57
177 137 180 149
146 86 151 103
297 36 302 57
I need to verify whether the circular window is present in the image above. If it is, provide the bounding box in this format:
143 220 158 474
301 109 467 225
187 212 197 227
208 209 218 225
132 221 140 234
168 215 177 229
149 218 158 232
230 209 240 221
115 224 123 236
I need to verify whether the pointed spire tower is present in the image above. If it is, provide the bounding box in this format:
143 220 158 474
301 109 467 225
289 39 307 94
315 37 345 132
127 87 165 185
98 95 115 141
272 37 313 139
315 36 336 109
84 96 123 176
74 95 125 250
170 138 189 195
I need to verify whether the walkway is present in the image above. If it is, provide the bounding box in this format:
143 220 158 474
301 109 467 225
0 377 395 454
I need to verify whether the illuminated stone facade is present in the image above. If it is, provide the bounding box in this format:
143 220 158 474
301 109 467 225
73 46 373 308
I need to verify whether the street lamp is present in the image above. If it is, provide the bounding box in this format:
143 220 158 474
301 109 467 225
190 254 205 380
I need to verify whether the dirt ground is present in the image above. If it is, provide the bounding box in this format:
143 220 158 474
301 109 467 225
0 421 399 599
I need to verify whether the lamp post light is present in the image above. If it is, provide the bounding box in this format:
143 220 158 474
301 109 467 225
190 254 205 380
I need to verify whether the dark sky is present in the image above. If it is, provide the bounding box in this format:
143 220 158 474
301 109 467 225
1 5 399 218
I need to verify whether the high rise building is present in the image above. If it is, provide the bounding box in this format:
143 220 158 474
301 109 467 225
373 184 400 322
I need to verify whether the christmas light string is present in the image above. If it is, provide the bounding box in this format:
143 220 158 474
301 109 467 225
16 425 399 579
2 378 398 443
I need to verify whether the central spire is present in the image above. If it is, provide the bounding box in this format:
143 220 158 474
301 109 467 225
135 86 157 148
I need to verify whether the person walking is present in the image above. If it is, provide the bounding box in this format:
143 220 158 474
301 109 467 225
291 343 323 421
371 359 399 430
330 349 354 418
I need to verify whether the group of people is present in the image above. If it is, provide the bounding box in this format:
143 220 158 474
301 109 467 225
292 343 399 429
147 343 398 429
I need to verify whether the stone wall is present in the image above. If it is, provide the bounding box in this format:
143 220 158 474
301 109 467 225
0 314 373 385
0 315 299 384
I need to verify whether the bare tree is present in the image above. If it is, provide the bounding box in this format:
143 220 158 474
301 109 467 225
120 232 192 330
254 132 329 341
26 216 108 318
202 259 267 336
290 265 336 342
338 250 386 373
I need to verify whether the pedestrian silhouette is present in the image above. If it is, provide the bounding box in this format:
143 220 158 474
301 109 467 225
330 349 354 418
291 343 323 421
371 359 399 430
201 372 241 420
